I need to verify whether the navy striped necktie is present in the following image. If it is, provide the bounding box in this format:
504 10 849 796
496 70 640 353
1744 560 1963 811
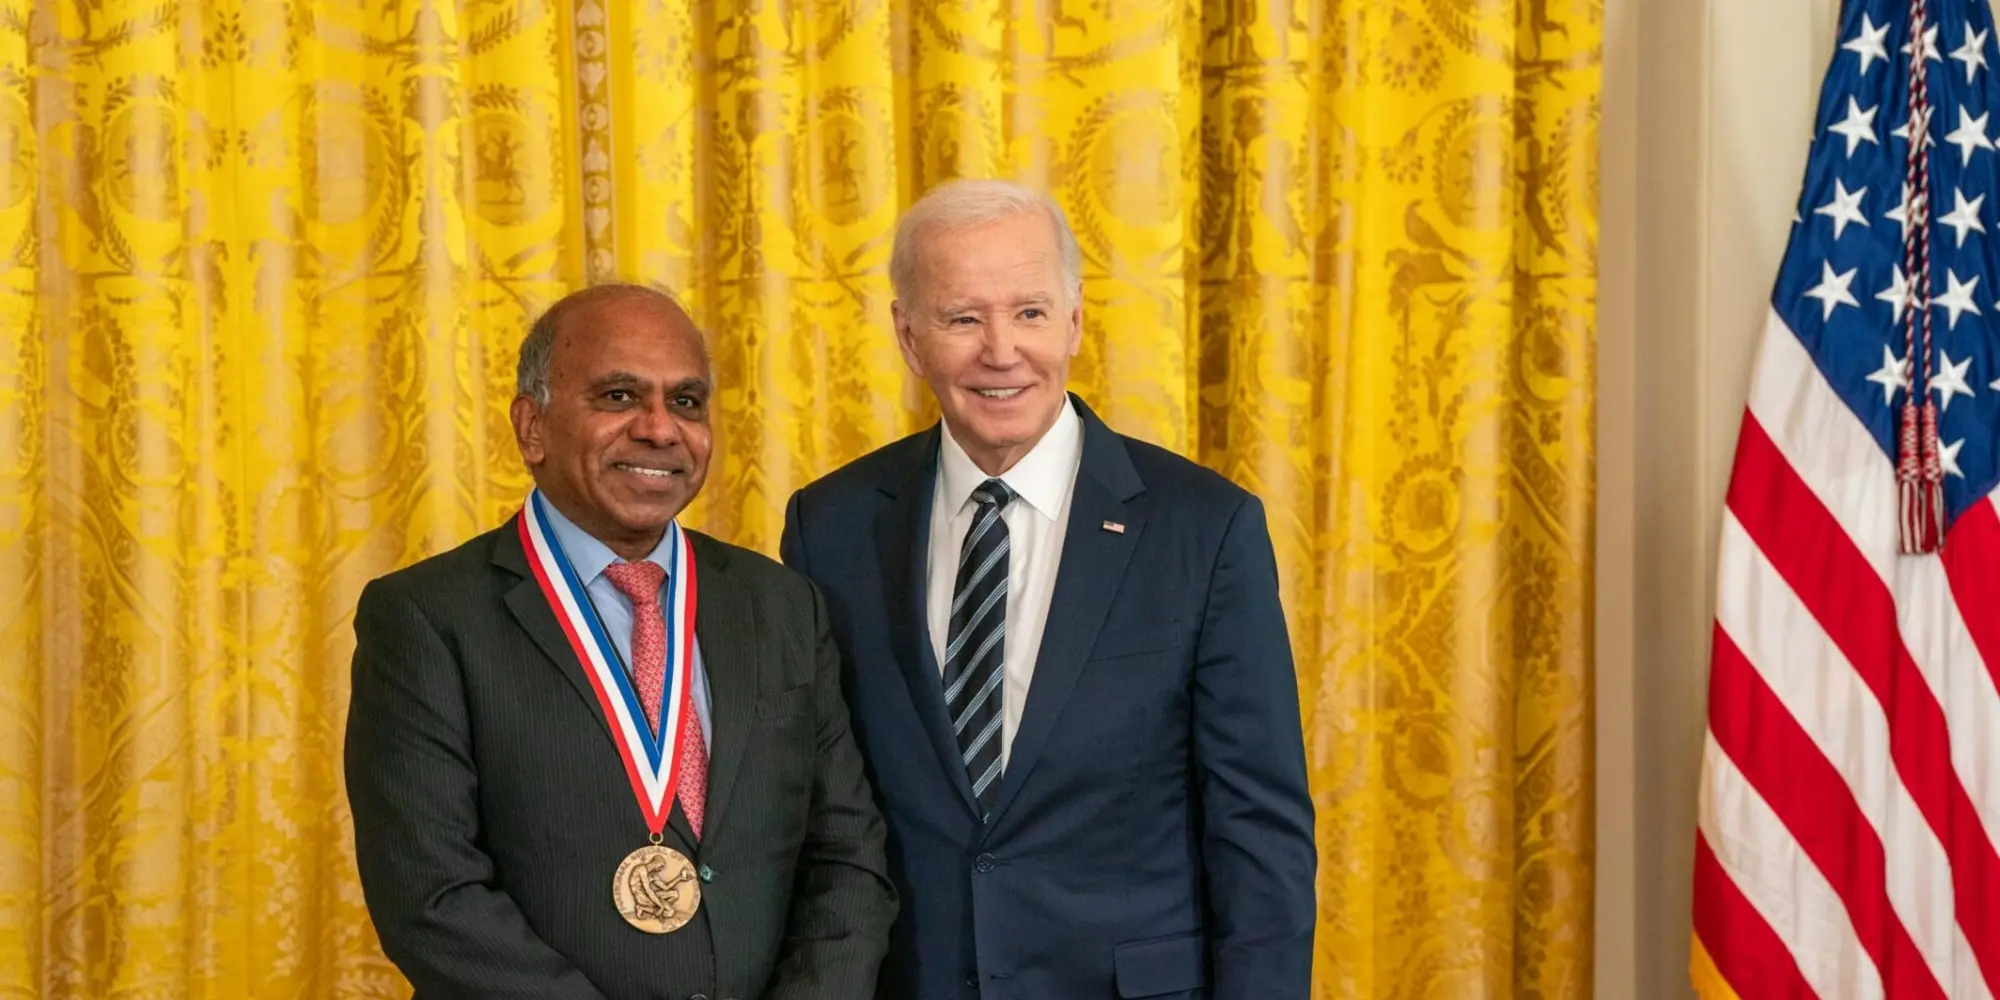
944 478 1014 816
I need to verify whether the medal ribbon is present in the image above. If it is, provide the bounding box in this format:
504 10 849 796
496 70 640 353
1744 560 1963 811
518 490 699 836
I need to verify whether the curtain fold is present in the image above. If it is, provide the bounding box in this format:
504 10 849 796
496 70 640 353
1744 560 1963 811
0 0 1598 995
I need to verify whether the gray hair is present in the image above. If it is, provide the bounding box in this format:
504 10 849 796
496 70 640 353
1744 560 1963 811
889 179 1083 305
516 283 686 406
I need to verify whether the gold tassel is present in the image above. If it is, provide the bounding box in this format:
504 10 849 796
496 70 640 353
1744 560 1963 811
1689 935 1744 1000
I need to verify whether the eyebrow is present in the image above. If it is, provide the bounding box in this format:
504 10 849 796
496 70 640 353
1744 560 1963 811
587 371 646 391
935 293 1056 314
585 372 710 395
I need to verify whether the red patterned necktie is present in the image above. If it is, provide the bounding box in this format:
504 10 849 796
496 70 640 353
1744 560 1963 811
604 560 708 838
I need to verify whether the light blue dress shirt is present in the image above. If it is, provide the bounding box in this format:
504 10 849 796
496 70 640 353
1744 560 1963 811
540 499 713 749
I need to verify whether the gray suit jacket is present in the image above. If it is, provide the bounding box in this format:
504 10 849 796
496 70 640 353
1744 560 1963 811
344 516 897 1000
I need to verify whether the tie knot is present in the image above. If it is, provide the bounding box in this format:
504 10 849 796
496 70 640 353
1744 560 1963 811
602 560 666 606
972 479 1014 511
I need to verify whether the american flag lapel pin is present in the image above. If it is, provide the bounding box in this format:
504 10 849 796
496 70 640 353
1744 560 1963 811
1101 520 1125 534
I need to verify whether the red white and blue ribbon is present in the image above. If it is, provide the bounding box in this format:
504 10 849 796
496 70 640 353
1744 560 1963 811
518 490 698 836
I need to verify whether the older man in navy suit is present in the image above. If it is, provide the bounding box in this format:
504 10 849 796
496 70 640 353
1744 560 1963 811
780 179 1317 1000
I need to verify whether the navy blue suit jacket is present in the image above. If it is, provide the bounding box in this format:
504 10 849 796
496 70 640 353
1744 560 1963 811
780 397 1316 1000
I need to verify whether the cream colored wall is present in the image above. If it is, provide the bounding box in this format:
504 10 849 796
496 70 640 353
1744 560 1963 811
1597 0 1845 996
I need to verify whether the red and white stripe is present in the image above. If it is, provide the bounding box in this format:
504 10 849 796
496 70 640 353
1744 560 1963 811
1693 308 2000 999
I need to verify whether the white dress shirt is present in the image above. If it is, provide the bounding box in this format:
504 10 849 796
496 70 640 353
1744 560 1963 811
926 398 1083 767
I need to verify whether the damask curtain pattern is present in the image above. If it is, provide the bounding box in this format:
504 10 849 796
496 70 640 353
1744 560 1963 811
0 0 1598 996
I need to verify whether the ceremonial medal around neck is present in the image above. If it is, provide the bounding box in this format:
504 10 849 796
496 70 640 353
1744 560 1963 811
518 491 704 934
612 842 701 934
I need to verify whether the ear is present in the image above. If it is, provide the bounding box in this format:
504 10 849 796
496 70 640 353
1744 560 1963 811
511 394 546 467
892 299 926 378
1065 287 1083 358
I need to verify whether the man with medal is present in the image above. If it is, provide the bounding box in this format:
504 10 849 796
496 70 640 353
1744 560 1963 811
345 284 898 1000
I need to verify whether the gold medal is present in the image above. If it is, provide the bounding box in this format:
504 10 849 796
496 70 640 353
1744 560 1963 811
612 843 701 934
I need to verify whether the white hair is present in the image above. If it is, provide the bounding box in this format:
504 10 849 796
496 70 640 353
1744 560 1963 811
889 179 1083 305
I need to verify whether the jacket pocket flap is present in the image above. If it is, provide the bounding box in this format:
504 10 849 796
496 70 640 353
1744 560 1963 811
1089 620 1184 661
755 682 811 718
1113 931 1207 998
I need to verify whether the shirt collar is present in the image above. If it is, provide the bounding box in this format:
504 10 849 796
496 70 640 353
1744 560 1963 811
536 492 675 584
938 395 1083 522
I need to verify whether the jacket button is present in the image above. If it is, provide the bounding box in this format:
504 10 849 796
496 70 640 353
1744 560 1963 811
698 864 714 882
689 995 709 1000
964 975 978 988
974 853 995 873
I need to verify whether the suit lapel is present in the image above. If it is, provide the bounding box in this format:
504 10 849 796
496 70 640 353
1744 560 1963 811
688 532 756 846
875 428 983 818
496 516 615 743
986 399 1147 824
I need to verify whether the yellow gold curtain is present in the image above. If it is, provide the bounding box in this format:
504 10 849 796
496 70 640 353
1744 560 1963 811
0 0 1599 996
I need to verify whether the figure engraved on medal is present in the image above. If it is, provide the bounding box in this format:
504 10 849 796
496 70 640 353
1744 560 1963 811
612 844 701 933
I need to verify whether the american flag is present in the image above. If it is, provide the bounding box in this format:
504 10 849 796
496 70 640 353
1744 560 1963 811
1692 0 2000 996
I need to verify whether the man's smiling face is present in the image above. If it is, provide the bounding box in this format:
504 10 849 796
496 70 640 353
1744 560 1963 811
511 289 713 559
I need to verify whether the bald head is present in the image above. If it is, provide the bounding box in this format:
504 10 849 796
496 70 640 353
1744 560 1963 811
518 284 704 407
